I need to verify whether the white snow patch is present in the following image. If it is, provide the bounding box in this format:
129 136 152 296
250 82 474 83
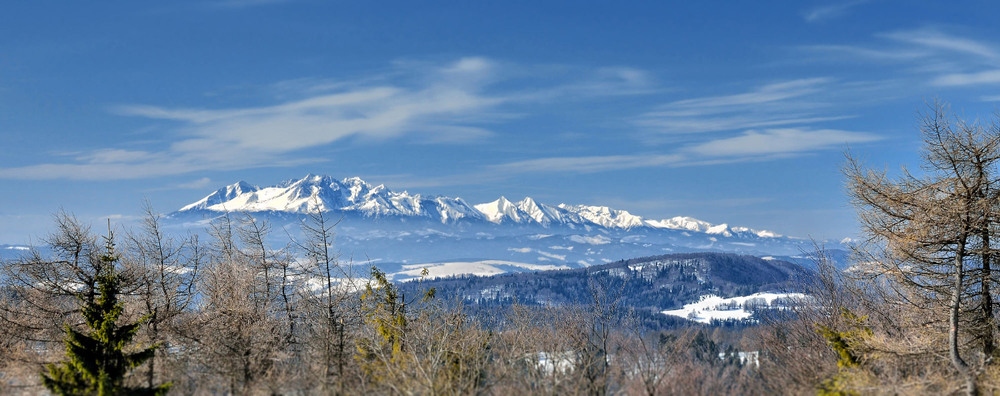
163 265 193 275
661 292 808 324
719 351 759 367
397 260 569 280
532 352 576 375
646 216 780 238
304 276 368 294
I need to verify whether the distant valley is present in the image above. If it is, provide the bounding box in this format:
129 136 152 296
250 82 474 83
398 252 814 328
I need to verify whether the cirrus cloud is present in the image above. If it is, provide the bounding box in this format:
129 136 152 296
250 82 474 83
485 126 880 176
0 57 656 181
686 128 881 157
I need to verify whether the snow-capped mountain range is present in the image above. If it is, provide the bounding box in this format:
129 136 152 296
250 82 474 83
166 174 845 274
179 174 778 239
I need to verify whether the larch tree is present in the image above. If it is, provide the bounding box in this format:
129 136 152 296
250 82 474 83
188 213 295 393
846 102 1000 395
295 208 359 392
123 202 201 390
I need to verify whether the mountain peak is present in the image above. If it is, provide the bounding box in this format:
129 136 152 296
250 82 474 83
177 174 785 238
556 203 644 229
475 196 527 223
179 180 259 211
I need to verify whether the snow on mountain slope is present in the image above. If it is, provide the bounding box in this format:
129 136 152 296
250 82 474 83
517 197 581 225
180 174 485 224
180 180 259 211
178 174 784 239
0 244 37 261
646 216 780 238
432 196 483 223
646 216 713 233
557 204 645 229
475 197 528 224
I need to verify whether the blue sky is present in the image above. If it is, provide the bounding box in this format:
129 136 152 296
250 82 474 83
3 0 1000 243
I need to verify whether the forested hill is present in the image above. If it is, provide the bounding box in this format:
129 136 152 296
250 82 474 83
398 252 813 319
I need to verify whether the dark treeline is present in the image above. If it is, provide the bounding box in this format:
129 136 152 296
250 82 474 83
396 252 812 331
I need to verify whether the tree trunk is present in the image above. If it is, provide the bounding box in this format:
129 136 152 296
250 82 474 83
983 228 995 358
951 242 978 396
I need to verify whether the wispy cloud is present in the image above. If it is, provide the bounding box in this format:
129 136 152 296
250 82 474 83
491 154 684 174
803 0 869 22
800 27 1000 90
932 70 1000 87
175 177 213 189
685 127 880 157
666 78 828 111
468 78 878 176
377 73 879 181
144 177 215 192
879 28 1000 61
0 57 655 181
0 154 321 180
636 78 847 136
541 66 658 98
797 44 929 62
114 58 505 150
487 127 879 175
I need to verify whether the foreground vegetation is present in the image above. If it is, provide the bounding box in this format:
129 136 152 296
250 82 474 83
6 103 1000 394
0 208 775 395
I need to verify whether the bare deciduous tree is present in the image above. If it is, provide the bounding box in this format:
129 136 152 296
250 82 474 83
0 212 106 389
122 202 201 390
846 101 1000 395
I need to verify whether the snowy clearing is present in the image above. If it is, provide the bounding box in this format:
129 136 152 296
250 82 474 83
396 260 570 281
661 292 809 324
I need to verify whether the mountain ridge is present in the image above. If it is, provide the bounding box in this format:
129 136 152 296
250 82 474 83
178 174 785 240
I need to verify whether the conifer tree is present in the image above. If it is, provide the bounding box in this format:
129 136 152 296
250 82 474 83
41 228 171 396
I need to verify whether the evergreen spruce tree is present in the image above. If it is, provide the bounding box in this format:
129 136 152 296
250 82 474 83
41 229 171 396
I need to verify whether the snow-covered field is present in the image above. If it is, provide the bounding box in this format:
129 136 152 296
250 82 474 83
394 260 571 281
661 292 808 324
